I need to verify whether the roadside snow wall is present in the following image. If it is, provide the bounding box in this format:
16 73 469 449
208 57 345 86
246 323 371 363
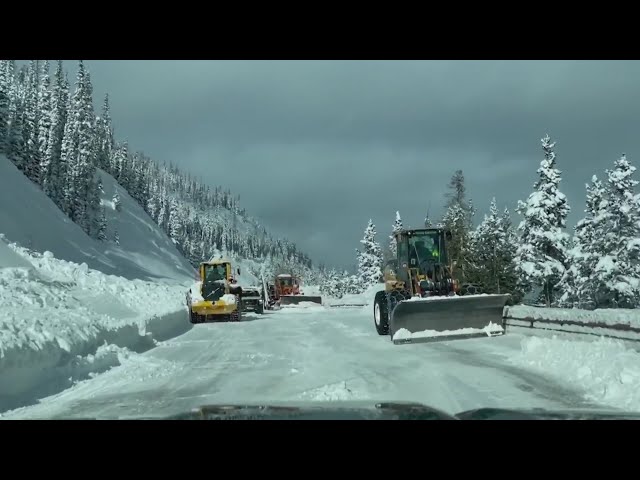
0 239 192 413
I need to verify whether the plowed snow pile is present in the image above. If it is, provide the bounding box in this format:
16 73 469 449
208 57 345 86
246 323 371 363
0 238 191 413
512 335 640 412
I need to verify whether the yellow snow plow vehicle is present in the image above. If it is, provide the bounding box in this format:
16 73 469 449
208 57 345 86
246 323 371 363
187 258 243 324
373 228 510 344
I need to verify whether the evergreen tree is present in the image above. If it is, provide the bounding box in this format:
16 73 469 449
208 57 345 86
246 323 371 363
38 61 54 194
558 176 607 308
23 60 41 184
113 187 122 212
515 134 571 306
45 61 69 207
0 61 9 153
389 210 403 256
114 228 120 245
7 96 25 169
469 199 520 299
594 155 640 307
97 207 108 242
357 219 383 286
442 170 473 281
96 93 114 171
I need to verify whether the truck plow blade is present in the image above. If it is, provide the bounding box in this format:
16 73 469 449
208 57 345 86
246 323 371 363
389 294 510 345
279 295 323 306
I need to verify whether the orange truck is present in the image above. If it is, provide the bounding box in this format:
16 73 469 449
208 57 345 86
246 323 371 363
267 274 322 307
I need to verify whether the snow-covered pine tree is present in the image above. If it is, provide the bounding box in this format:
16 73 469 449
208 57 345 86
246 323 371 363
446 169 466 208
5 61 17 120
0 61 9 153
469 199 520 298
167 199 182 244
557 176 605 308
424 213 433 228
357 219 383 287
23 60 41 185
7 95 25 169
468 199 500 289
515 134 571 307
38 61 54 194
442 169 473 281
97 207 108 241
110 141 127 182
320 269 344 299
389 210 403 256
593 154 640 308
45 61 69 208
60 66 82 218
345 273 365 295
499 207 521 301
113 186 122 212
114 228 120 245
61 62 98 234
441 203 471 280
96 93 113 172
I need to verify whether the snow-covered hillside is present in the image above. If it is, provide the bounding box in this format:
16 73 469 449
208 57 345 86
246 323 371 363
0 155 194 282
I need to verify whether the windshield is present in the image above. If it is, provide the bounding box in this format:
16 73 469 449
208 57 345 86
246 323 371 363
204 264 226 282
407 232 444 266
4 59 637 421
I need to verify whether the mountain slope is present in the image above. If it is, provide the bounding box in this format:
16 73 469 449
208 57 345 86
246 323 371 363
0 155 194 282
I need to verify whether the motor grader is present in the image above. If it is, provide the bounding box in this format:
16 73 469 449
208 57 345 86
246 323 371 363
187 258 243 323
373 228 510 344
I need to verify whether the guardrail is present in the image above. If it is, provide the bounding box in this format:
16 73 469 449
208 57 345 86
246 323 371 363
503 305 640 342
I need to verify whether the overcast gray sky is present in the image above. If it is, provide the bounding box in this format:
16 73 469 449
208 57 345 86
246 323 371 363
79 60 640 270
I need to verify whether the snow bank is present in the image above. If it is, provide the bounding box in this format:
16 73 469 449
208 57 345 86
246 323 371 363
404 293 500 302
393 322 504 341
512 336 640 412
0 155 194 282
0 238 33 269
300 285 321 296
505 305 640 329
323 284 382 308
0 240 192 413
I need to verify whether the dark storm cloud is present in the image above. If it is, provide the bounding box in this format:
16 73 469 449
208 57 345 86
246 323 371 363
80 60 640 269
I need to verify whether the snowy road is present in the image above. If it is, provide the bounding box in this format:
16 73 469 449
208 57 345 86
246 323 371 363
2 305 606 419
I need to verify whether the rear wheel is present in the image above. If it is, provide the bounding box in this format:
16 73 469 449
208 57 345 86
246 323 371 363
256 303 264 314
374 291 389 335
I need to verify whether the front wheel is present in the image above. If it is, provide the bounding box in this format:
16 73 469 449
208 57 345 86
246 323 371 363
373 291 389 335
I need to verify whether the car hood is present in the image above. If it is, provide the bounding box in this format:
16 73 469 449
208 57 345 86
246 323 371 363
111 401 640 420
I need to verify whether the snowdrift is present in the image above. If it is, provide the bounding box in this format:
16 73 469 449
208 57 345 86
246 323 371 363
0 155 194 282
323 284 382 308
0 240 192 413
513 335 640 412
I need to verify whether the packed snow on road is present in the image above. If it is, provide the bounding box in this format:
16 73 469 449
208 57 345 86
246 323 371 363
4 291 640 419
